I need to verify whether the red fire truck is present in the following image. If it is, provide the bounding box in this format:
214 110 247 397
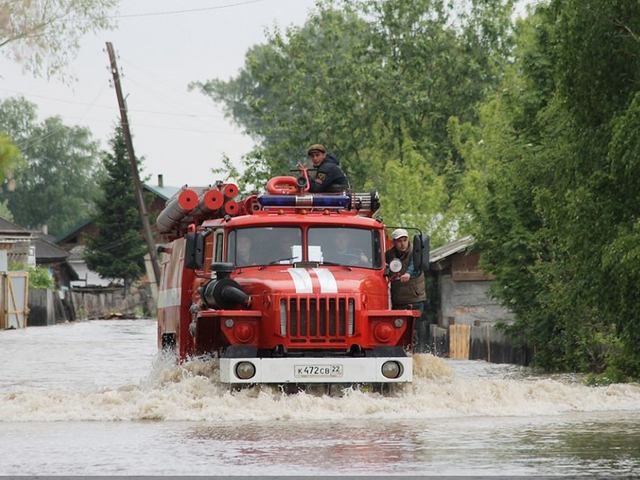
156 174 428 385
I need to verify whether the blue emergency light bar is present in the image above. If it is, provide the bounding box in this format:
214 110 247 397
257 194 351 209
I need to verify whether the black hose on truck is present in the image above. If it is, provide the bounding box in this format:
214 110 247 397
202 278 250 309
201 262 250 309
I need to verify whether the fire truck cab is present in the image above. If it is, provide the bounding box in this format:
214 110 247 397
157 181 425 385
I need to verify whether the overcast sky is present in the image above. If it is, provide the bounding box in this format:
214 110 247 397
0 0 318 188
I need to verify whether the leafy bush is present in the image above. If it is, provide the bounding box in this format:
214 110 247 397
28 266 54 289
8 261 54 289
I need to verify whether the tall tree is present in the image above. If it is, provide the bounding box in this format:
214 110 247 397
0 131 20 182
194 6 374 191
0 97 102 236
84 126 146 289
193 0 513 196
0 131 21 220
0 0 118 78
192 0 513 239
466 0 640 380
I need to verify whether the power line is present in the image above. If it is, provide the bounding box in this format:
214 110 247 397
28 113 246 135
117 59 218 114
0 87 224 119
112 75 225 119
113 0 268 18
13 84 108 151
128 122 247 136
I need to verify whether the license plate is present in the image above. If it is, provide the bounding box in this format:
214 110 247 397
294 364 344 378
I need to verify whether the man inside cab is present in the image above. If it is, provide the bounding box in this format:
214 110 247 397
236 235 254 266
306 144 349 193
332 230 369 266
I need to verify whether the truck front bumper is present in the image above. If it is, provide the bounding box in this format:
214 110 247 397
219 356 412 384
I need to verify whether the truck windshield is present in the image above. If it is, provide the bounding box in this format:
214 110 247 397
229 227 302 267
308 227 379 268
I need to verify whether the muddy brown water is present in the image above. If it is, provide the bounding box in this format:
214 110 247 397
1 319 639 475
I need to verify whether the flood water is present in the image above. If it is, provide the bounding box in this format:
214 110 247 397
1 319 639 475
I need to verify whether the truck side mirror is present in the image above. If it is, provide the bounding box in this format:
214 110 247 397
185 232 205 270
412 234 430 273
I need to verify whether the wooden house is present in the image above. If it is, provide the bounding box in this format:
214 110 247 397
429 236 514 328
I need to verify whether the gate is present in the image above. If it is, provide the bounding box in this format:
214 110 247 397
0 272 29 329
449 324 471 359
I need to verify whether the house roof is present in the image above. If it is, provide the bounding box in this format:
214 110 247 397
143 183 181 201
55 218 94 244
55 183 180 245
33 236 69 261
67 245 122 287
38 233 58 243
0 217 31 237
429 235 475 263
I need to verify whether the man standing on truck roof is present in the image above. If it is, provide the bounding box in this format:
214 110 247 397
386 228 428 351
306 143 349 193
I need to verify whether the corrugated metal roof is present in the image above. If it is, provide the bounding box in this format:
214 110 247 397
429 235 475 263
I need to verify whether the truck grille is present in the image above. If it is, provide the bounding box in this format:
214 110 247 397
281 297 355 342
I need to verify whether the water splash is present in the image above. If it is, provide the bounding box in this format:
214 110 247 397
1 352 639 422
413 353 453 380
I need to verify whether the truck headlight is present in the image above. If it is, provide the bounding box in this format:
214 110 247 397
235 361 256 380
381 360 402 379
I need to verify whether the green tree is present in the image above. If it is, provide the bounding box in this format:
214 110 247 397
84 126 146 289
194 6 373 191
1 0 118 78
0 131 20 178
0 97 102 236
193 0 513 199
466 0 640 380
191 0 515 243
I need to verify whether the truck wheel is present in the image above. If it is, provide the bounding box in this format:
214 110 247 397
372 383 403 395
282 383 305 395
161 333 176 351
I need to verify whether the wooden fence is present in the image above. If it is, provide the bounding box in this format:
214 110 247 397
428 323 531 365
25 284 155 326
27 288 74 326
70 286 154 320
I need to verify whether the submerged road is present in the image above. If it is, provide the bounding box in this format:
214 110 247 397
0 319 639 475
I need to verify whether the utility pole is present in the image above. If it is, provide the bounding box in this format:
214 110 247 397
106 41 161 286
